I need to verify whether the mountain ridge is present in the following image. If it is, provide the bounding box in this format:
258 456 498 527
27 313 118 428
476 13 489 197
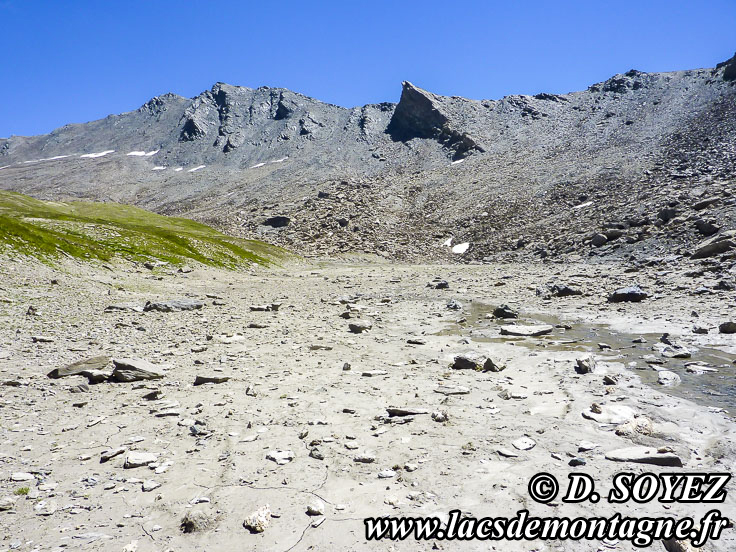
1 54 735 264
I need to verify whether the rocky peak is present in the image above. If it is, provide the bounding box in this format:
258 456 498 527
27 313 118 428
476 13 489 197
387 81 484 159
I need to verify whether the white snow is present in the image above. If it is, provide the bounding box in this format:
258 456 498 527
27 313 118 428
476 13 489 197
452 242 470 254
572 201 593 210
127 151 146 156
270 157 288 164
151 166 166 171
451 159 464 165
0 165 9 170
173 167 183 172
80 150 115 159
23 155 70 164
249 162 266 169
188 165 205 173
144 150 159 157
442 237 453 247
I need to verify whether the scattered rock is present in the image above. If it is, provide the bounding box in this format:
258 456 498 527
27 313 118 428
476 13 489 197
124 452 158 469
452 352 505 372
657 370 681 386
266 450 295 465
574 355 596 375
193 375 230 386
604 446 683 467
243 505 272 533
111 358 165 382
47 356 110 379
492 304 518 319
608 286 647 303
143 299 204 312
348 320 372 333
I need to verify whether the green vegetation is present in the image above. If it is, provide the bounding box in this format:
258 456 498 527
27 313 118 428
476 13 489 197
14 487 29 496
0 191 288 268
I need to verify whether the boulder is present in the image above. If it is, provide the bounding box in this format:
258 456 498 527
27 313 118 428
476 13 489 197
492 304 518 319
719 321 736 334
607 286 647 303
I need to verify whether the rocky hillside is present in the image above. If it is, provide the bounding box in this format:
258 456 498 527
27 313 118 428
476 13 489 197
1 54 735 265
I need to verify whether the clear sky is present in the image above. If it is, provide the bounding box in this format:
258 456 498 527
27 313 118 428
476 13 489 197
1 0 734 137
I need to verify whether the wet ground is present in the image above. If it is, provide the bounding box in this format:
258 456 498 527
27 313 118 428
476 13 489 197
437 301 736 414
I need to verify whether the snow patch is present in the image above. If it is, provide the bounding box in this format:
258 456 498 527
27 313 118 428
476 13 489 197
249 162 266 169
442 237 453 247
188 165 205 173
80 150 114 159
144 150 159 157
451 159 464 165
127 151 146 156
173 167 183 172
270 157 288 164
572 201 593 210
0 165 9 170
151 166 166 171
452 242 470 254
23 155 70 164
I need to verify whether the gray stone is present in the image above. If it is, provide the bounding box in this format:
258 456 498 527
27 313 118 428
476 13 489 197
605 446 683 467
111 358 164 382
144 299 204 312
608 286 647 303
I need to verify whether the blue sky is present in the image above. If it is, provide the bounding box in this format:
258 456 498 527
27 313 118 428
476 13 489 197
0 0 734 137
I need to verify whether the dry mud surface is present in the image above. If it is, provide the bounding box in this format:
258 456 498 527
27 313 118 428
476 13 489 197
0 258 734 551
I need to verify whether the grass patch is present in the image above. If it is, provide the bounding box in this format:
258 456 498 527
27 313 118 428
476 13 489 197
0 191 289 268
14 487 29 496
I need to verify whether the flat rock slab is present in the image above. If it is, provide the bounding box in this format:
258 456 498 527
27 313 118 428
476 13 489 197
104 303 144 313
193 375 230 386
500 325 553 337
434 385 470 396
111 358 164 382
48 356 110 379
362 370 388 377
605 446 683 467
124 452 158 469
386 407 428 417
144 299 204 312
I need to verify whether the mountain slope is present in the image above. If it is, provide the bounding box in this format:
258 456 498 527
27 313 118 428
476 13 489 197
1 54 735 263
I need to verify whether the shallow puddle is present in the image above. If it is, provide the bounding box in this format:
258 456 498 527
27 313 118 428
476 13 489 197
436 301 736 415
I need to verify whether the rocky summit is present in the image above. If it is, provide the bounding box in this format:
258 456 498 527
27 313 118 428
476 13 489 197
1 54 735 265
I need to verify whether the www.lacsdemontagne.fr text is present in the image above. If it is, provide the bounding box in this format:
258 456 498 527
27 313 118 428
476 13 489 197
364 508 729 547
